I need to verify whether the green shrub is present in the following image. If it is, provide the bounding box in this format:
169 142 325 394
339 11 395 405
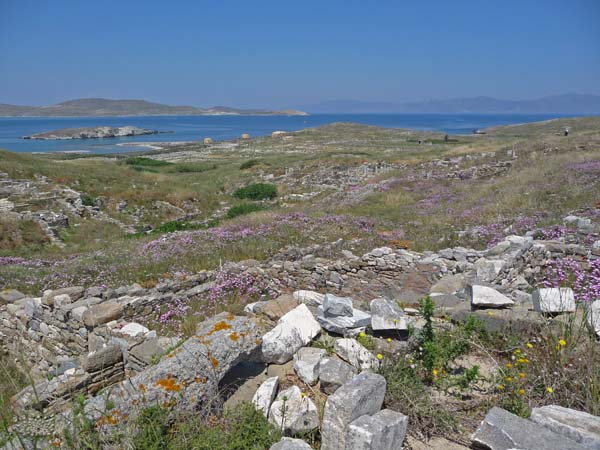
133 405 169 450
81 194 96 207
124 157 171 167
233 183 277 201
170 163 217 173
239 159 260 170
226 203 266 219
169 403 281 450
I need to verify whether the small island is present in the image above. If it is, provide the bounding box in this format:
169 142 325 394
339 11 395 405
23 126 162 140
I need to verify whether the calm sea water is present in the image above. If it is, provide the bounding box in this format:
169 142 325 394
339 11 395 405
0 114 576 154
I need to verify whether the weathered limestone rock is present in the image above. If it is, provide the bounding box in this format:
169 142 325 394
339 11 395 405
0 289 26 304
472 407 589 450
334 338 379 371
587 300 600 338
532 288 576 313
270 438 314 450
346 409 408 450
318 357 357 394
531 404 600 450
119 322 150 337
261 304 321 364
293 347 326 385
41 286 84 306
321 372 387 450
254 294 298 321
82 313 261 422
80 345 122 372
470 285 514 308
370 298 409 331
293 290 324 307
317 306 371 335
252 376 279 417
430 274 466 295
82 302 124 327
323 294 354 317
268 386 319 435
474 258 505 282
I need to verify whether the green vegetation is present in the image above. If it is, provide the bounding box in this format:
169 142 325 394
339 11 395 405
125 157 172 167
233 183 278 201
239 159 261 170
226 203 266 219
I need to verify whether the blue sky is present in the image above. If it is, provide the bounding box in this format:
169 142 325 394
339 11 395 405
0 0 598 108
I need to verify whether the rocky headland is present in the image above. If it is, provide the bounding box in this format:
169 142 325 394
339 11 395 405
23 126 162 140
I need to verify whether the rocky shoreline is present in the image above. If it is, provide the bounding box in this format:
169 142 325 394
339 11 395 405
23 126 164 140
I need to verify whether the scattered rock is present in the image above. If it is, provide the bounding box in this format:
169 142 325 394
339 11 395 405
252 376 279 417
293 290 324 307
587 300 600 338
293 347 326 385
470 285 514 308
370 298 409 331
532 288 576 313
254 294 299 321
269 437 314 450
318 357 357 394
346 409 408 450
268 386 319 435
317 305 371 335
321 371 387 450
0 289 26 304
531 404 600 450
261 304 321 364
472 407 588 450
82 302 124 327
323 294 354 317
334 338 379 371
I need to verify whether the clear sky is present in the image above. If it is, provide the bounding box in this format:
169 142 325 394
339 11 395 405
0 0 598 108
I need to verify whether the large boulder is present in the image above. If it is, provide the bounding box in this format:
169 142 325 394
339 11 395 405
82 313 261 423
268 386 319 435
261 304 321 364
532 288 576 313
472 407 589 450
346 409 408 450
530 404 600 450
317 306 371 335
321 372 386 450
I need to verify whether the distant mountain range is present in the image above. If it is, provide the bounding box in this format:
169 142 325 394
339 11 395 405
303 94 600 114
0 98 308 117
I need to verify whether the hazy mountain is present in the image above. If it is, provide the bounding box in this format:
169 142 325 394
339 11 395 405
0 98 308 117
304 94 600 114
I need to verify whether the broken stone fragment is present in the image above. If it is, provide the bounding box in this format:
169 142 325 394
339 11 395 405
261 304 321 364
531 404 600 450
82 302 124 328
369 297 409 331
469 284 514 308
293 347 326 385
346 409 408 450
252 376 279 417
321 372 386 450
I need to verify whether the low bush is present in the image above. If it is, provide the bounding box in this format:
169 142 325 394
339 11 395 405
233 183 277 201
226 203 266 219
169 163 217 173
80 194 96 207
124 157 171 167
239 159 261 170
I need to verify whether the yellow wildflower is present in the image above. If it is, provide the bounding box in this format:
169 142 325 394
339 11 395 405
526 342 533 349
376 353 383 360
505 377 513 383
506 362 513 369
518 388 525 395
558 339 567 347
386 338 392 343
359 331 366 338
433 369 439 376
497 384 505 391
546 387 554 394
514 349 521 355
519 372 525 379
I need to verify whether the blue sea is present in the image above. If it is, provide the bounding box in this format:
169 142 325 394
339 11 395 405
0 114 577 154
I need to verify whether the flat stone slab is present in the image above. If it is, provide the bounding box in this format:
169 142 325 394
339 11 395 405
531 404 600 450
323 294 354 317
294 347 326 385
318 357 357 394
334 338 379 371
82 302 124 328
532 288 576 313
472 407 589 450
317 306 371 335
470 284 514 308
252 376 279 417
